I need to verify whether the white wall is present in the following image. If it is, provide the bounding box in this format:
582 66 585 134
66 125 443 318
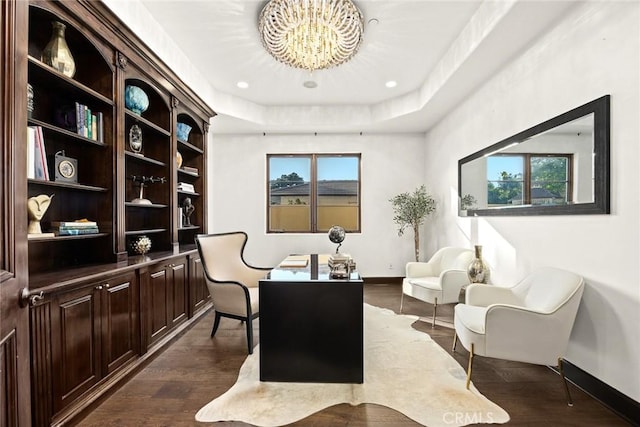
423 1 640 401
209 133 427 276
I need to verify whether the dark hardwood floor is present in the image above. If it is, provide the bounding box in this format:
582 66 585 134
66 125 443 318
78 284 629 426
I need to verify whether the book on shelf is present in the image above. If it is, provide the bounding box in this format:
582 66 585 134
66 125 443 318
51 220 98 227
55 225 99 231
177 182 195 192
33 126 49 180
27 126 36 179
53 228 99 236
53 102 103 142
182 166 198 174
96 112 104 142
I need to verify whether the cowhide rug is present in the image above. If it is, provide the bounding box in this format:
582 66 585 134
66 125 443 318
196 304 509 426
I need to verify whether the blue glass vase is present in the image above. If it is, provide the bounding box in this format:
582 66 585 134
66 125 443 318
125 85 149 115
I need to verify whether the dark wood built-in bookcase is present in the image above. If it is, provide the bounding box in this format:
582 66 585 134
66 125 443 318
2 1 215 425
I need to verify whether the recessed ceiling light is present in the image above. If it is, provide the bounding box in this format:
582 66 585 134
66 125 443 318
385 80 397 88
303 80 318 89
368 18 379 26
237 81 249 89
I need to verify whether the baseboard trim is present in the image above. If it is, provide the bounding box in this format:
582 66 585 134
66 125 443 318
560 359 639 426
363 277 402 285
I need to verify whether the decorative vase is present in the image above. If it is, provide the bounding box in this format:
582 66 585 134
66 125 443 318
130 235 152 255
467 245 490 284
129 124 142 154
125 85 149 115
176 122 192 141
41 21 76 78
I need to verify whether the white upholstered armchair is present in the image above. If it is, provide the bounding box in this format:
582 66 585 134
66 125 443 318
453 266 585 404
400 247 474 326
195 232 271 354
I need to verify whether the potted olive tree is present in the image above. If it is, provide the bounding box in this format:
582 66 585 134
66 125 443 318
390 185 436 262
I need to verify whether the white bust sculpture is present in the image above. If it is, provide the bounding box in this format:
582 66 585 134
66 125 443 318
27 194 54 234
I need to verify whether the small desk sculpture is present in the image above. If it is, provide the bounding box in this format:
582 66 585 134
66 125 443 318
27 194 54 235
328 225 355 279
182 197 195 226
130 175 165 205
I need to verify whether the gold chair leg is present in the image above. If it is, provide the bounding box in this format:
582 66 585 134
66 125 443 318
432 298 438 328
465 343 474 390
452 333 458 353
558 357 573 406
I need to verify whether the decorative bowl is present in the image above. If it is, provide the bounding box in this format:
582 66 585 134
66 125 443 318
125 85 149 115
176 122 192 141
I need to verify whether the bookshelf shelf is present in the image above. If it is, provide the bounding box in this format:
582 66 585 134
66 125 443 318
124 228 167 236
27 179 108 192
125 202 168 208
28 56 113 106
28 118 107 147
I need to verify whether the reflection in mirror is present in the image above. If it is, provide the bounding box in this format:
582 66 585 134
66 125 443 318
459 95 609 216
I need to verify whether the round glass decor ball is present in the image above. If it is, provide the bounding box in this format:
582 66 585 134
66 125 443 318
130 235 152 255
328 225 346 244
125 85 149 115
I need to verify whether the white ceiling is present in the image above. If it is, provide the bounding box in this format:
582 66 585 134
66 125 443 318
139 0 577 135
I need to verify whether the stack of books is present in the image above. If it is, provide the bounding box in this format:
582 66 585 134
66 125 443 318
182 166 198 174
53 102 104 142
328 252 352 268
177 182 195 193
51 220 99 236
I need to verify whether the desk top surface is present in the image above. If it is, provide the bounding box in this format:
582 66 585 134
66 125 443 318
264 254 361 282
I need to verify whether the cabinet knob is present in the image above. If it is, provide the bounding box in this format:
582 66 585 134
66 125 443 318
95 285 103 290
104 283 110 289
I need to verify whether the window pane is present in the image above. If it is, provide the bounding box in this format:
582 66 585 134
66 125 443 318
531 156 569 204
316 156 360 232
268 156 311 232
487 156 524 206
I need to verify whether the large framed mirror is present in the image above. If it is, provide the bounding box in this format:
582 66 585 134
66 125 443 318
458 95 610 216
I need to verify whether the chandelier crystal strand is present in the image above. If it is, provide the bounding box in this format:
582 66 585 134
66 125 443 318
259 0 364 72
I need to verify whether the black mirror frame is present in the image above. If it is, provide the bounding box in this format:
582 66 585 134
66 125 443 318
458 95 610 216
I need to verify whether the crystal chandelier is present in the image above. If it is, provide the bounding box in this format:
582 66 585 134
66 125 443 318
258 0 364 72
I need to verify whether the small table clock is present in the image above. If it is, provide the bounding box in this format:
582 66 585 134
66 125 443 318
51 151 78 183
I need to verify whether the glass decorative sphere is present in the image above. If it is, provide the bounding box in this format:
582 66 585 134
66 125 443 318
125 85 149 115
328 225 346 244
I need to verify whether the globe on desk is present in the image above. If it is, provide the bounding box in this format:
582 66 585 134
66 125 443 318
328 225 345 253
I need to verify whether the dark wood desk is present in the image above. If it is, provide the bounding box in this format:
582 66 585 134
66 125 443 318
259 254 363 383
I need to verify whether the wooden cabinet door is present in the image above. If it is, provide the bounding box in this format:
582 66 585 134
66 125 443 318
101 272 139 376
1 0 31 425
148 265 170 345
168 258 188 327
50 285 102 413
189 255 209 316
